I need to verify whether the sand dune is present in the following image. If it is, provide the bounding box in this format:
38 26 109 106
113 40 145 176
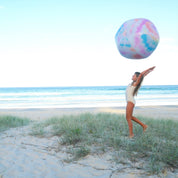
0 106 177 178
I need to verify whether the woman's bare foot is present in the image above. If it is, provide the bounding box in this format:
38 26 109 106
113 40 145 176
143 125 148 132
129 134 134 138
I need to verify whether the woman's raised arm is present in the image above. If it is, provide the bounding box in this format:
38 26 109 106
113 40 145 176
142 66 156 77
134 66 156 86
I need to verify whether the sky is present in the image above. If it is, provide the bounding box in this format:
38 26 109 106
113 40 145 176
0 0 178 87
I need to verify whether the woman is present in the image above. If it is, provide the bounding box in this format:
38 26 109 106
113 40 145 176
125 66 155 138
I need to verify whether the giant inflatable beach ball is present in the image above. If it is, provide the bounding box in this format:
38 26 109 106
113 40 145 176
115 18 160 59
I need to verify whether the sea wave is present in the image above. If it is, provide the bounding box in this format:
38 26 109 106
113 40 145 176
0 85 177 109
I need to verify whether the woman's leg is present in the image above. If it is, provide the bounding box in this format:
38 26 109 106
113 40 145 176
131 116 148 132
126 102 134 138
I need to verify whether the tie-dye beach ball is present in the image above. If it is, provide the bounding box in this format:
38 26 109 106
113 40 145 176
115 18 159 59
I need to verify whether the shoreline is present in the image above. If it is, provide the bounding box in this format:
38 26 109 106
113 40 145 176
0 105 178 120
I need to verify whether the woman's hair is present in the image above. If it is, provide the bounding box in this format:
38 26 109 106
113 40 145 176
133 72 144 96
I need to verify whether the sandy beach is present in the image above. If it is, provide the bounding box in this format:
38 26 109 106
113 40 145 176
0 106 178 178
0 105 178 121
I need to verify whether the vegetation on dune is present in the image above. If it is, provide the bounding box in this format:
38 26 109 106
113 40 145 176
1 111 177 175
0 115 30 132
29 113 178 174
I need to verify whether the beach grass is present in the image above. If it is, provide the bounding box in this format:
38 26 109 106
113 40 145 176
31 113 178 174
0 115 30 132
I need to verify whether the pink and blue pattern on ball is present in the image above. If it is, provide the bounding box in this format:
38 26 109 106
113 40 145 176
115 18 160 59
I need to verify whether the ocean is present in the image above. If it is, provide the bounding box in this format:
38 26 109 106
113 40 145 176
0 85 178 109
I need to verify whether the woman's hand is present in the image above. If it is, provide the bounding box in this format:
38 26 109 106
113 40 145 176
143 66 156 76
149 66 156 71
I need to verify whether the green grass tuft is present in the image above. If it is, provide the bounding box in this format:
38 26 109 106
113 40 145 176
0 115 30 132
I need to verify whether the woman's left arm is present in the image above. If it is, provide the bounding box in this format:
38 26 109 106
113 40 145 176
134 66 156 86
142 66 156 77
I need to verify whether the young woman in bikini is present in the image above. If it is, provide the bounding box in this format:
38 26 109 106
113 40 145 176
125 66 155 138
